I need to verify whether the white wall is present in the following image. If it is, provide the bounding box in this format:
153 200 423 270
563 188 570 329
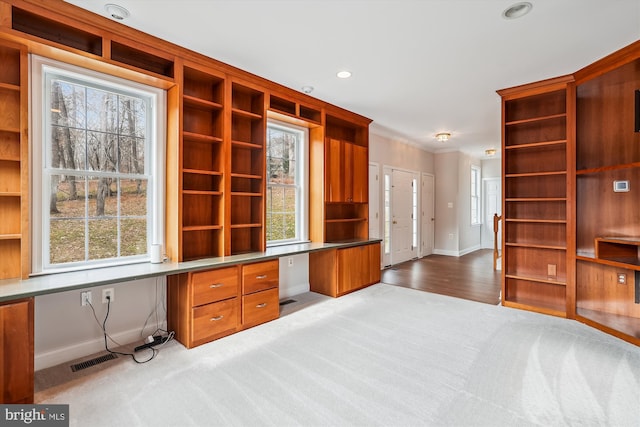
433 151 483 256
434 152 459 254
35 277 166 370
482 158 501 178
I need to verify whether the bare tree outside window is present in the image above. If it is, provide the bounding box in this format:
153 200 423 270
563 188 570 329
47 77 149 265
266 125 300 242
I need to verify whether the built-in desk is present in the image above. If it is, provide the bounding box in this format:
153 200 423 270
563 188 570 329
0 239 381 403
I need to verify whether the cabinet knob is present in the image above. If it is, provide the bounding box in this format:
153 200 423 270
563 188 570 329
256 303 267 308
209 283 223 288
210 315 224 321
256 274 267 279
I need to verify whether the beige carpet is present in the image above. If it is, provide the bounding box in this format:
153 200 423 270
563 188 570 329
35 284 640 426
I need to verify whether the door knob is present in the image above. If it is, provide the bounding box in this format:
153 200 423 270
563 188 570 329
392 221 397 224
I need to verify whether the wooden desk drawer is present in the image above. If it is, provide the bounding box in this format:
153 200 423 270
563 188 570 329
242 288 279 328
242 260 279 294
191 267 238 306
192 298 238 344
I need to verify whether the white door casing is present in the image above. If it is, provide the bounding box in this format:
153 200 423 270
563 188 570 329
482 178 502 250
369 163 380 239
391 169 417 264
421 173 434 257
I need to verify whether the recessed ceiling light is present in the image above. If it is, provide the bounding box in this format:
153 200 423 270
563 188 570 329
337 70 352 79
502 2 532 20
435 132 451 142
105 4 130 21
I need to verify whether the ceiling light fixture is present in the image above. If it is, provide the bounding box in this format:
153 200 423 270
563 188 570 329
435 132 451 142
301 86 314 94
337 70 352 79
502 2 532 20
485 148 497 157
105 4 130 21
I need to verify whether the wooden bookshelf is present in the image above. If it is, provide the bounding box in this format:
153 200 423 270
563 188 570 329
498 78 575 316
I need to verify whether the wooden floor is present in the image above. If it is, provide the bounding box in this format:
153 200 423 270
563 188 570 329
380 249 501 305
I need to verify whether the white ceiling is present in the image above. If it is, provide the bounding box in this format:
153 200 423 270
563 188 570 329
66 0 639 158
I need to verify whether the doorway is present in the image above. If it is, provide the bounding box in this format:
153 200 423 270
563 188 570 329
382 167 419 266
482 178 501 250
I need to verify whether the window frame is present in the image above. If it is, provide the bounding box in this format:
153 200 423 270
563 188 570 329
30 55 166 274
265 120 309 246
470 165 481 226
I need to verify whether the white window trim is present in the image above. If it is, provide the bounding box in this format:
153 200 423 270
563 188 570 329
266 120 309 247
30 55 166 275
471 165 481 226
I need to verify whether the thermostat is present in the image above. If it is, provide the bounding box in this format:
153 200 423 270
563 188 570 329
613 180 629 192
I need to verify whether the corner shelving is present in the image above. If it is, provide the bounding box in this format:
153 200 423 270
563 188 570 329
180 64 225 261
498 78 574 316
574 55 640 343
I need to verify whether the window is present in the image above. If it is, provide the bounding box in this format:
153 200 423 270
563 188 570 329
471 165 481 225
265 121 308 245
32 56 165 273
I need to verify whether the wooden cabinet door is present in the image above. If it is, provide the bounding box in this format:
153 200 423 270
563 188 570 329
325 138 344 202
337 245 369 295
350 143 367 203
0 298 33 404
368 242 381 284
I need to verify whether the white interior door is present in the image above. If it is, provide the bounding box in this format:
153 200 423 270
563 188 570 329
391 169 417 264
369 163 380 239
482 178 502 249
421 173 434 257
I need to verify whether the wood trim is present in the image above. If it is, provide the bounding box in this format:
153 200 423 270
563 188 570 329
565 81 577 319
574 39 640 85
18 40 28 278
497 74 575 100
165 61 182 263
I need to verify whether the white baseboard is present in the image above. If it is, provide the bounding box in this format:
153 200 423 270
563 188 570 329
433 245 482 257
35 324 164 371
280 282 310 299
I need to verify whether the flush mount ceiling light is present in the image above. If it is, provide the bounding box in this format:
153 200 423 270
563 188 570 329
336 70 352 79
105 4 130 21
301 86 314 94
435 132 451 142
485 148 497 157
502 2 533 19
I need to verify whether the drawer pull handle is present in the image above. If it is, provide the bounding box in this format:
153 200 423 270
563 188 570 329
256 303 267 308
209 283 223 288
210 315 224 321
256 275 268 279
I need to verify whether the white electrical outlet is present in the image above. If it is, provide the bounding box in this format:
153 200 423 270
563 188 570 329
102 288 114 303
81 291 92 306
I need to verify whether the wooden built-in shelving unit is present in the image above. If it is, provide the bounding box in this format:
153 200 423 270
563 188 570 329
498 79 575 317
574 53 640 344
0 39 27 280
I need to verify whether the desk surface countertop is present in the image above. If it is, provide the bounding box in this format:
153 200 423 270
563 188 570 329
0 240 381 302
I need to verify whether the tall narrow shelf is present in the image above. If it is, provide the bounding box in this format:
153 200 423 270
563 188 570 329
228 81 265 255
0 40 27 279
180 64 225 261
574 54 640 344
322 115 369 242
498 77 574 316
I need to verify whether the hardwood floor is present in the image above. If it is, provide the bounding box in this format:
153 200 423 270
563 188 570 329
380 249 501 305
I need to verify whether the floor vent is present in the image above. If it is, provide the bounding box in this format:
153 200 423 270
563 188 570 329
279 299 296 306
70 353 117 372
